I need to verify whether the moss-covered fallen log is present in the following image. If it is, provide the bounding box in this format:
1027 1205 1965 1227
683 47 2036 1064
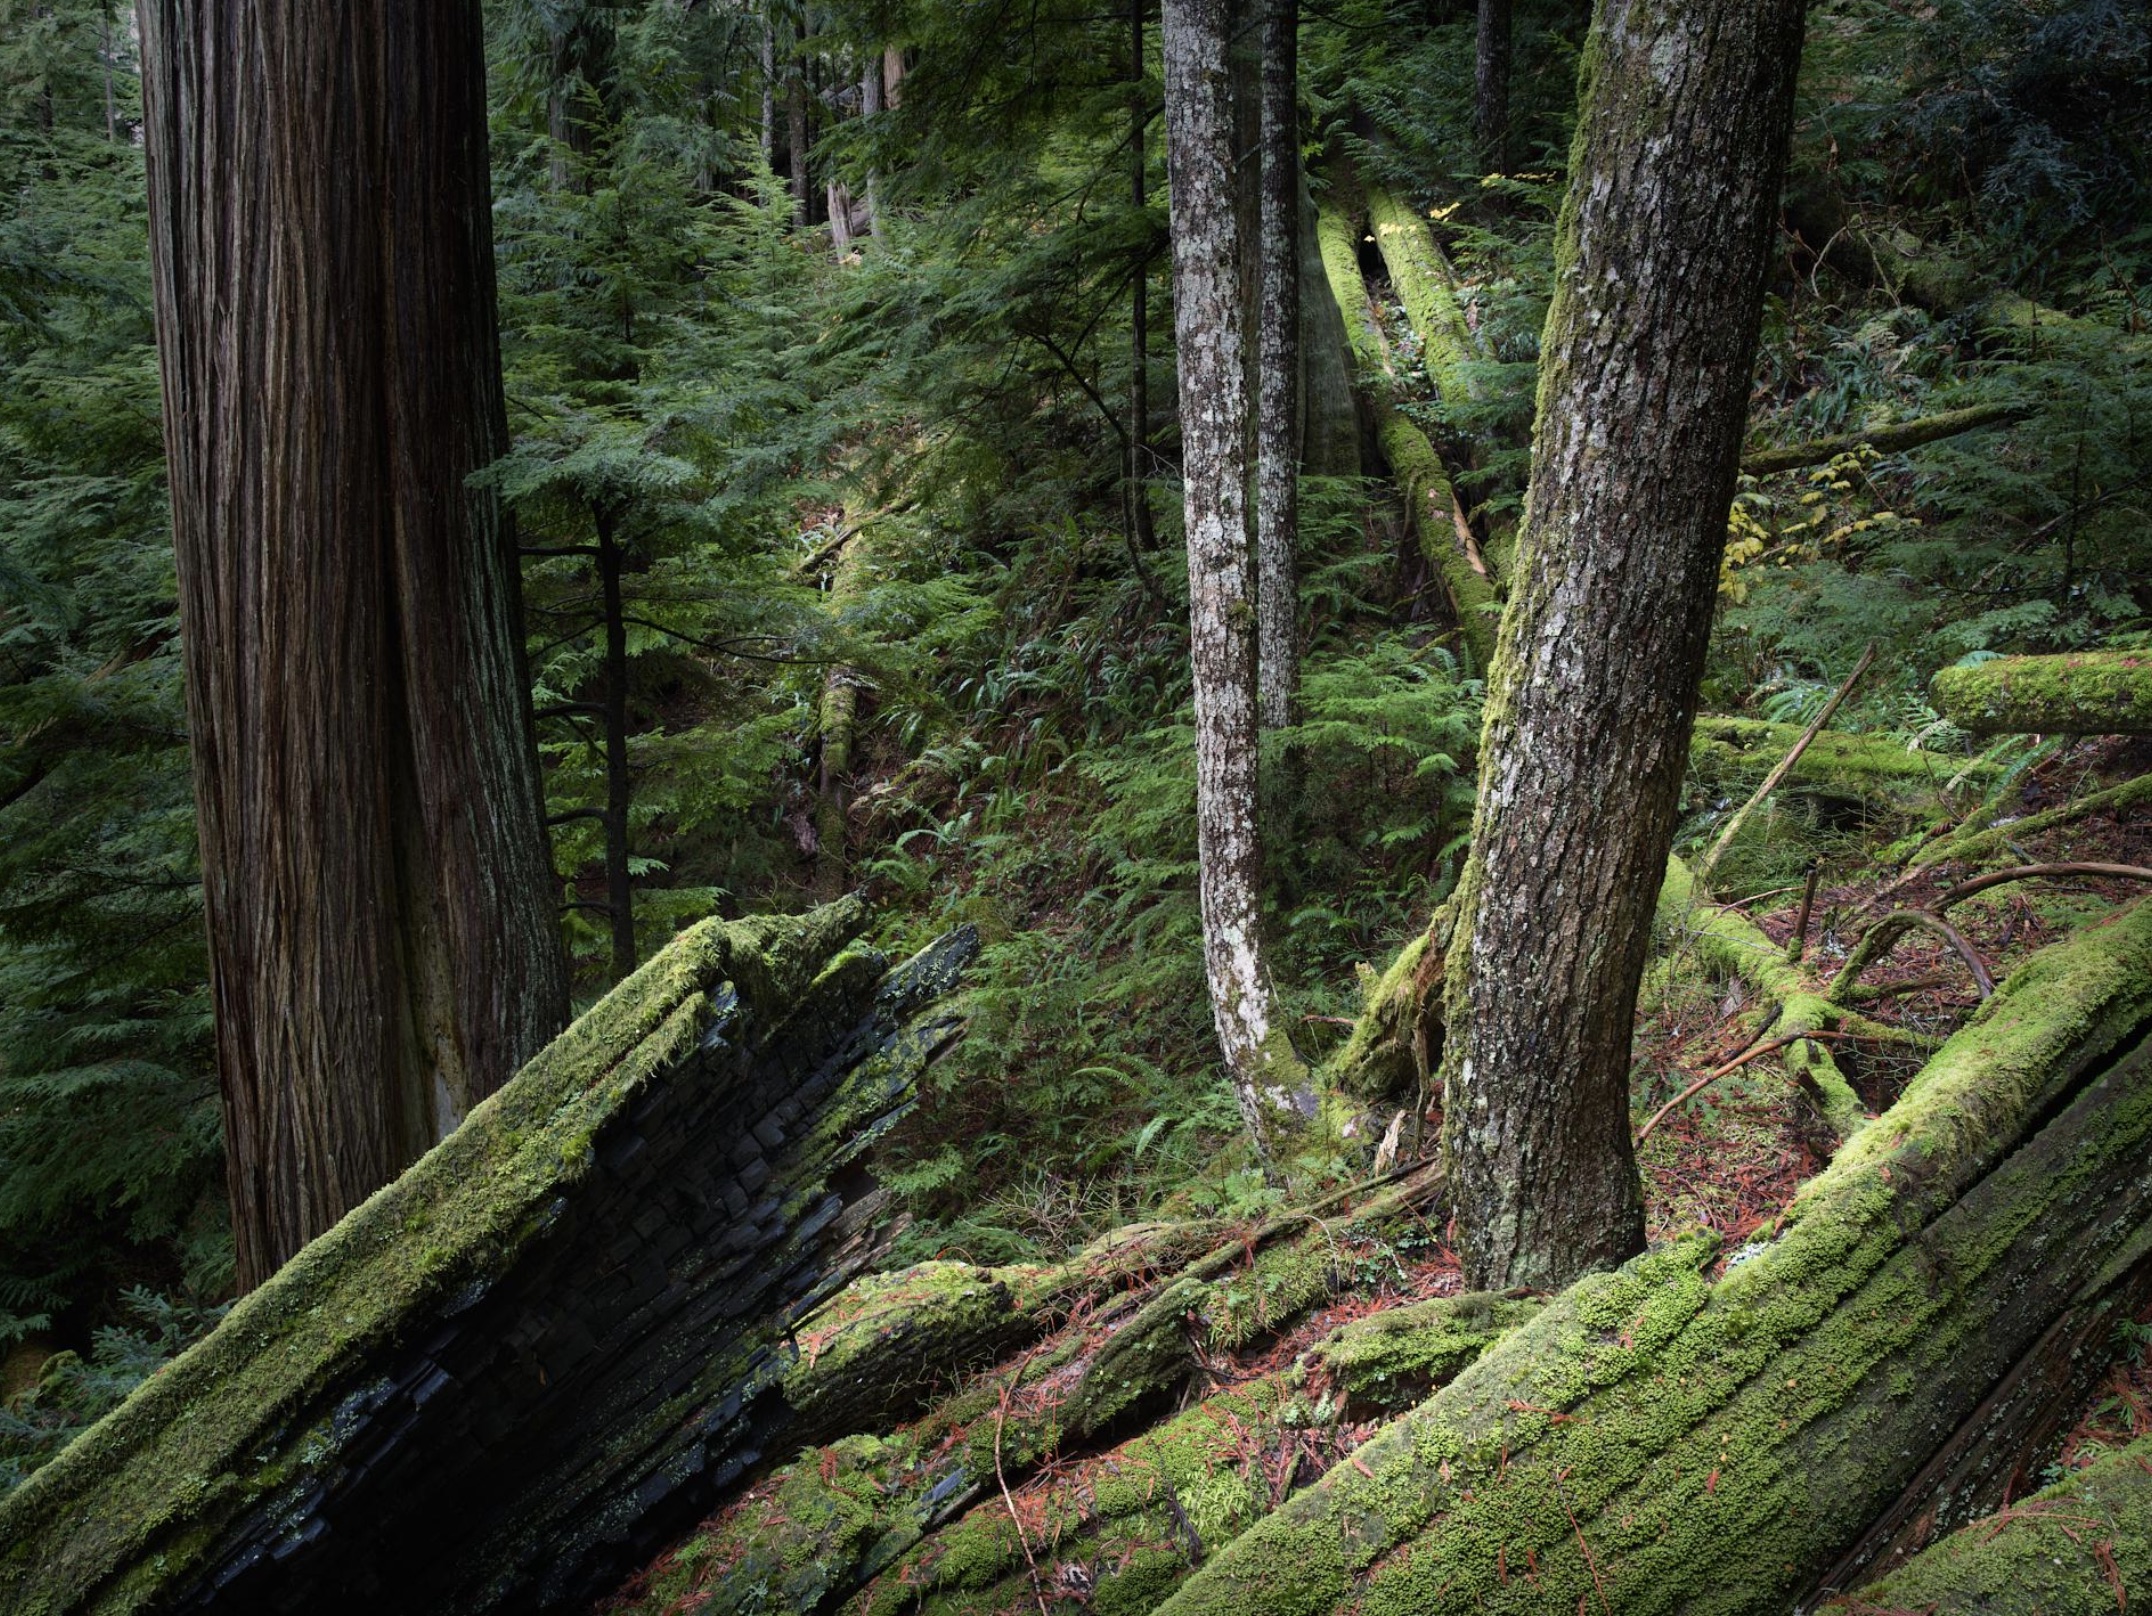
0 903 977 1616
1739 402 2029 476
1146 898 2152 1616
1313 181 1497 670
612 1164 1453 1616
1907 769 2152 872
1839 1435 2152 1613
1932 649 2152 736
1362 179 1478 411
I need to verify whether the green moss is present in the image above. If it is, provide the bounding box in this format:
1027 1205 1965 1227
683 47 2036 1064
1154 900 2152 1616
1847 1435 2152 1612
1931 651 2152 737
1363 181 1477 409
1304 1293 1542 1410
0 901 870 1614
1908 770 2152 871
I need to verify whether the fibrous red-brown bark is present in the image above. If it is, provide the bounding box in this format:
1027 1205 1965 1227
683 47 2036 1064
139 0 569 1290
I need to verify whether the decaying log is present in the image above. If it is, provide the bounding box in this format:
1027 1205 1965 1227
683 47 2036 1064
1841 1435 2152 1613
1147 898 2152 1616
1361 179 1480 412
1313 183 1497 670
614 1163 1459 1616
0 902 977 1615
1906 770 2152 872
1739 402 2030 477
1932 649 2152 737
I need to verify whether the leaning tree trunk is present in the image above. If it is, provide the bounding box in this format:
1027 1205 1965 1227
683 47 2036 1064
1440 0 1809 1292
1255 0 1300 735
1473 0 1510 174
138 0 570 1292
1162 0 1309 1155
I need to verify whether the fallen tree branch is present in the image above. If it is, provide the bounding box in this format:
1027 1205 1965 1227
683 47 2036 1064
1828 907 1997 1003
1937 861 2152 911
1634 1030 1855 1146
1740 403 2029 477
1907 771 2152 872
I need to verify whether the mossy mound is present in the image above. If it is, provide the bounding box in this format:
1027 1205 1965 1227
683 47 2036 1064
1933 650 2152 736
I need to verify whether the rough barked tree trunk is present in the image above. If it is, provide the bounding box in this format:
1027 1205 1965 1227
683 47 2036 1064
1474 0 1510 174
138 0 571 1291
594 506 637 981
761 8 777 170
1128 0 1158 556
1161 0 1309 1155
786 8 811 224
1255 0 1300 734
1441 0 1809 1291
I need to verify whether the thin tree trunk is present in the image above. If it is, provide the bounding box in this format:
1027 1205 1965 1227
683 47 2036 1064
1162 0 1309 1156
786 9 811 225
883 44 905 107
138 0 570 1292
1473 0 1510 174
1440 0 1809 1291
594 507 637 982
1128 0 1157 556
860 56 882 239
1255 0 1299 734
761 9 776 171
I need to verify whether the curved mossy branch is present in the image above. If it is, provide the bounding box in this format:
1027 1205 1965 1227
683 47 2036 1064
1312 182 1498 671
1655 855 1876 1139
1152 897 2152 1616
1932 650 2152 737
1841 1434 2152 1613
0 903 981 1616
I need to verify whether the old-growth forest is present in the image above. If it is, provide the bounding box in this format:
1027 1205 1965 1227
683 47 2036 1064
3 0 2152 1610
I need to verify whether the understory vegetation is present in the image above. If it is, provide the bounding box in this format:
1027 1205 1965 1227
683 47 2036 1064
3 0 2150 1506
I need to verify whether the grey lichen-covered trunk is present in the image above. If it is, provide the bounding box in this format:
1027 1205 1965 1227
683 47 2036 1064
0 902 978 1615
1255 0 1300 734
1161 0 1308 1153
137 0 570 1292
1441 0 1809 1291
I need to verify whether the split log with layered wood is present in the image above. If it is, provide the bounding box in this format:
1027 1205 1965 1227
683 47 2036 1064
0 902 978 1615
1931 649 2152 737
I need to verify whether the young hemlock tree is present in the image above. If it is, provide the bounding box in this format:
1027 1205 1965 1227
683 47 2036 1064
1441 0 1809 1291
137 0 570 1291
1161 0 1311 1157
1254 0 1300 735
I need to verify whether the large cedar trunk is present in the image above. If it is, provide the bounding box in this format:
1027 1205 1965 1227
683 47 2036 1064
1161 0 1308 1154
1440 0 1808 1291
137 0 569 1291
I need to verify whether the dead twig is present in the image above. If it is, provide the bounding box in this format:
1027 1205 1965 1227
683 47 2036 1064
1695 641 1878 889
1636 1031 1854 1145
994 1342 1053 1616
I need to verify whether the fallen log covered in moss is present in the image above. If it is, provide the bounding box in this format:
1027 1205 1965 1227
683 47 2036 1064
1839 1435 2152 1612
1313 178 1498 670
0 902 978 1616
1144 898 2152 1616
1932 649 2152 736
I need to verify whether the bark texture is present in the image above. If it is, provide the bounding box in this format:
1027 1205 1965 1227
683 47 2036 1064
1474 0 1511 173
1441 0 1809 1292
137 0 570 1292
1255 0 1301 734
1162 0 1309 1153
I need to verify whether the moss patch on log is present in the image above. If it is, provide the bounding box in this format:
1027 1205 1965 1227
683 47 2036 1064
1149 900 2152 1616
1932 650 2152 736
1842 1435 2152 1613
